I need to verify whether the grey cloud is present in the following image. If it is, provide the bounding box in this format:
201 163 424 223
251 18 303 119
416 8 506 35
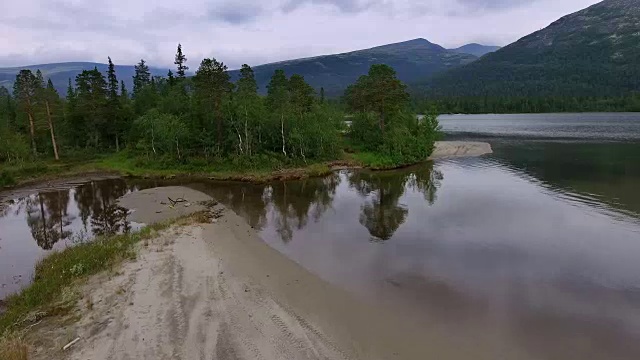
281 0 383 13
207 4 265 24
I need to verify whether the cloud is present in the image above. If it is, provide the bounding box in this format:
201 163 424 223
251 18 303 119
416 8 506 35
281 0 383 13
208 2 266 24
0 0 602 69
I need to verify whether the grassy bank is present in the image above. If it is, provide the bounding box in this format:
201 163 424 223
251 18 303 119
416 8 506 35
0 212 212 336
1 152 360 191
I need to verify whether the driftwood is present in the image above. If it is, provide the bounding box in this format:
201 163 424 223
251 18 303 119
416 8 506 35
63 337 81 351
168 197 187 206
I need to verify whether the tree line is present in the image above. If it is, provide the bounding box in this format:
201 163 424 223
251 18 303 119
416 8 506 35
415 94 640 114
0 45 438 172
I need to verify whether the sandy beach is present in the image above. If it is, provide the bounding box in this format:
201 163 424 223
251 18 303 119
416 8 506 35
23 186 522 360
430 141 493 160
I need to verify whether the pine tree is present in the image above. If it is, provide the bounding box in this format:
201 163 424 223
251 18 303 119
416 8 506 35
288 74 315 116
120 80 128 99
167 70 175 87
193 57 231 154
320 87 325 104
133 59 151 98
107 57 119 102
75 68 108 148
13 69 41 156
174 44 189 79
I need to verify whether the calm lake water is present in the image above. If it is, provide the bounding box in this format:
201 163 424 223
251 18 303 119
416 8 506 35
2 113 640 359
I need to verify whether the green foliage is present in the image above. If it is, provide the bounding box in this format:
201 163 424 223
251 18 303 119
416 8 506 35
416 93 640 114
130 109 189 160
346 65 438 168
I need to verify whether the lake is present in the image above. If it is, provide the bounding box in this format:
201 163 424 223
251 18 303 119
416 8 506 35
2 113 640 359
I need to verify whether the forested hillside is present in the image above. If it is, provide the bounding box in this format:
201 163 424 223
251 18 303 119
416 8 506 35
0 62 172 96
422 0 640 98
229 38 477 96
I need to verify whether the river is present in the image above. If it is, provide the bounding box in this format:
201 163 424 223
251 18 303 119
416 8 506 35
1 113 640 359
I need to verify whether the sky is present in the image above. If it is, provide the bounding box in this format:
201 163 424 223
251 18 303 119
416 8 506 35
0 0 602 70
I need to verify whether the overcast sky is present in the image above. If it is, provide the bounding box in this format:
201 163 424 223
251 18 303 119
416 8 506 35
0 0 601 69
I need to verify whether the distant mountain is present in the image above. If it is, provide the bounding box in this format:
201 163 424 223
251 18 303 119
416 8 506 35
0 62 173 95
423 0 640 98
450 43 500 57
230 38 478 96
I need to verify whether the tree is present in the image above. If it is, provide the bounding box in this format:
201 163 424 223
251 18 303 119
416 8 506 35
107 57 121 150
288 74 315 116
174 44 189 79
345 64 409 134
267 70 290 156
133 59 151 98
13 69 41 156
43 79 61 160
75 68 108 148
320 87 325 104
193 57 232 155
167 70 175 87
232 64 263 156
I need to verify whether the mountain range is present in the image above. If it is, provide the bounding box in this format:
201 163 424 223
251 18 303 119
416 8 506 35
423 0 640 97
0 62 172 96
1 0 638 99
0 41 494 97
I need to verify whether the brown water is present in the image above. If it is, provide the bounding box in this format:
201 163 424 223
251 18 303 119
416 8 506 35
2 113 640 359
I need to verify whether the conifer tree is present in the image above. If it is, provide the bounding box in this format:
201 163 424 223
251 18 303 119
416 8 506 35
133 59 151 98
174 44 189 79
13 69 41 156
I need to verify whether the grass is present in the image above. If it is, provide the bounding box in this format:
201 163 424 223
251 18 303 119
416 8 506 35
1 152 342 189
0 214 206 333
0 334 28 360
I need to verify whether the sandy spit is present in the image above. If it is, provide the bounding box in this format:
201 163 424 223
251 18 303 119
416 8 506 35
26 186 505 360
430 141 493 160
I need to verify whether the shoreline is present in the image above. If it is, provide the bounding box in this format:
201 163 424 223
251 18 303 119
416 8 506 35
0 141 492 198
2 186 509 359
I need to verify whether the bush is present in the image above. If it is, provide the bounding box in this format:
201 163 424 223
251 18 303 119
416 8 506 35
348 111 440 168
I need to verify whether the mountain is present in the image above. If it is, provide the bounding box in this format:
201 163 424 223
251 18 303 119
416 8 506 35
450 43 501 57
424 0 640 98
230 38 477 96
0 62 172 95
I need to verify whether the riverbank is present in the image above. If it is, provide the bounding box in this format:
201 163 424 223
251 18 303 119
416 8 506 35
0 186 504 360
0 141 492 194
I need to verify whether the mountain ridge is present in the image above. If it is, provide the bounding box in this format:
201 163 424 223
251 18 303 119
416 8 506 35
423 0 640 97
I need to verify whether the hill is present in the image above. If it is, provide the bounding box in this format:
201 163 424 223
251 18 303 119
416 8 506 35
0 62 172 95
423 0 640 98
230 38 477 96
450 43 500 57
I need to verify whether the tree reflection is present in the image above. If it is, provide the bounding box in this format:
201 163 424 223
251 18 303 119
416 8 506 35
269 173 341 243
349 163 442 241
26 190 73 250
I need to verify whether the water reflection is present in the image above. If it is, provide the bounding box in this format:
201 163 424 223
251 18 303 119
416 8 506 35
25 192 73 250
0 179 143 299
348 164 442 241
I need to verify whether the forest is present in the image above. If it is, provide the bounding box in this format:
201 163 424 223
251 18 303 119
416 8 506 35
415 94 640 114
0 45 438 187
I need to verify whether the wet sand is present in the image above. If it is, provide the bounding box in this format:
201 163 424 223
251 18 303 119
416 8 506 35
25 186 533 360
430 141 493 159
